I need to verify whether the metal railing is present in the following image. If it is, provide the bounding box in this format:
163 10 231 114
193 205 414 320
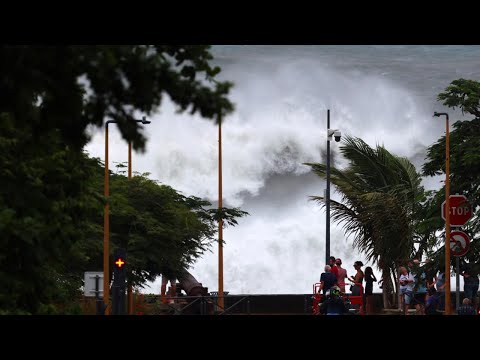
133 293 331 315
150 294 252 315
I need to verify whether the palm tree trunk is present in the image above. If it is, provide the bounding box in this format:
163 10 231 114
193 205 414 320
381 268 392 309
391 268 399 308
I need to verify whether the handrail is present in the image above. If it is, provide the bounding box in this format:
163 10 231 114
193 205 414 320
165 296 202 314
219 296 250 315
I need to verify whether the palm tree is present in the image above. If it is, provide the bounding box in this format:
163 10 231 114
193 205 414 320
305 136 424 309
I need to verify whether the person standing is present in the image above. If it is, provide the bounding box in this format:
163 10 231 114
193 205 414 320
329 256 339 279
335 258 348 293
348 261 364 296
412 267 427 315
364 266 377 314
399 266 415 315
460 265 479 307
319 265 337 296
435 268 446 311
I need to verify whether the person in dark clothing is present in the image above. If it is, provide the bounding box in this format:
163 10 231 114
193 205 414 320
319 265 337 296
460 265 479 307
364 266 377 314
319 286 349 315
457 298 476 315
425 287 441 315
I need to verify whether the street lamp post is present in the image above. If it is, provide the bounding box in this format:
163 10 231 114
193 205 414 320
104 117 150 316
104 120 118 315
326 109 341 265
218 116 224 310
127 116 151 315
434 111 451 315
326 110 331 265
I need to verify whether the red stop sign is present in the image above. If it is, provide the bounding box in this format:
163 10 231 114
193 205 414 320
441 195 472 226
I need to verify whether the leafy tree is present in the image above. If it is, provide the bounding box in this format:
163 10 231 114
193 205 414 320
0 119 99 313
0 46 235 313
422 78 480 273
0 45 234 151
63 161 249 296
305 136 425 308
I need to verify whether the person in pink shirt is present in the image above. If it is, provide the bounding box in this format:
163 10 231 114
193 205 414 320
335 258 348 293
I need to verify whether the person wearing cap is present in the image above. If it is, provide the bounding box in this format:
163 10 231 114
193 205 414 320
335 258 348 293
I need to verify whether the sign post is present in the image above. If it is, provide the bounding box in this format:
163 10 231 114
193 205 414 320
441 194 472 314
84 272 105 315
456 257 460 311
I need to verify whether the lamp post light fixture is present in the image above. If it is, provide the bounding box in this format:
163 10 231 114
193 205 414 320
104 116 151 315
217 116 225 311
127 116 151 315
433 111 452 315
103 119 118 315
326 109 341 265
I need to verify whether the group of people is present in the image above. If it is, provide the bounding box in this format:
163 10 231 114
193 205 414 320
319 256 479 315
399 259 479 315
318 256 377 315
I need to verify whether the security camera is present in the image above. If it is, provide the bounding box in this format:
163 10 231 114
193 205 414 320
334 130 341 142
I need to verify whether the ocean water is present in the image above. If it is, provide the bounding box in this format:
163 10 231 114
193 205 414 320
85 45 480 294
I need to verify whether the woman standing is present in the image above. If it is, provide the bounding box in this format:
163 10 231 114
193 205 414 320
348 261 364 296
364 266 377 314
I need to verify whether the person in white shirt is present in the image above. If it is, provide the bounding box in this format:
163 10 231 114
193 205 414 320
399 266 415 315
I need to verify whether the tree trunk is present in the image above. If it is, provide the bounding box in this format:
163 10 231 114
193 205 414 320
382 268 392 309
391 268 399 308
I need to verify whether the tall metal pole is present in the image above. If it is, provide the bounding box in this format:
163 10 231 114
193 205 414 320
444 113 451 315
435 112 451 314
326 109 331 265
104 122 111 315
455 257 460 311
127 141 133 315
218 117 224 310
126 117 150 315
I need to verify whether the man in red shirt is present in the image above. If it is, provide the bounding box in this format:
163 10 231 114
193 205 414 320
329 256 339 279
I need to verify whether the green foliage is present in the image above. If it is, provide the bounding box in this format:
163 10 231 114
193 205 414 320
0 113 98 313
0 45 234 152
437 78 480 118
422 118 480 205
67 160 249 290
0 45 236 314
422 78 480 270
